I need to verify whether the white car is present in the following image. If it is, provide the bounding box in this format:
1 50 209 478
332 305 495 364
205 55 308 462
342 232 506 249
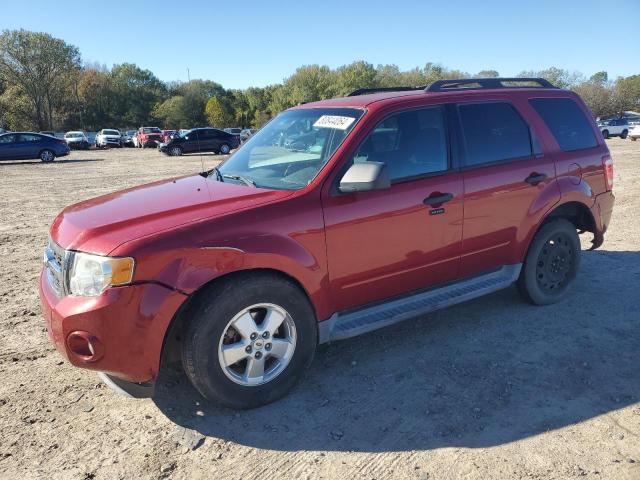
597 118 630 139
95 129 122 148
63 131 89 150
629 124 640 141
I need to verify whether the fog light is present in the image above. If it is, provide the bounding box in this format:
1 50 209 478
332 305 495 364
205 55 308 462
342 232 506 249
66 331 104 362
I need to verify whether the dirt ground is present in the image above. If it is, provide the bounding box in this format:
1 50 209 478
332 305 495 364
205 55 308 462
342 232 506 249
0 140 638 480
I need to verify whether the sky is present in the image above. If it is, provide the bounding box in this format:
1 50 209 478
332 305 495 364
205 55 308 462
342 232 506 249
1 0 638 89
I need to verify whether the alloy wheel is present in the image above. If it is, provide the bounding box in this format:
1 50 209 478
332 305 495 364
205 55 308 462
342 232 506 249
217 303 297 386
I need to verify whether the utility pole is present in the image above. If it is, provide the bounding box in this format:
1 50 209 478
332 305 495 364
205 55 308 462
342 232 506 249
187 68 191 82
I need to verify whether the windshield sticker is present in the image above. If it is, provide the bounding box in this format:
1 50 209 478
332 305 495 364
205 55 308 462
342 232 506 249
313 115 356 130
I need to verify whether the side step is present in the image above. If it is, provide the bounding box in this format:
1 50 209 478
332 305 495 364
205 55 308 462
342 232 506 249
318 264 521 343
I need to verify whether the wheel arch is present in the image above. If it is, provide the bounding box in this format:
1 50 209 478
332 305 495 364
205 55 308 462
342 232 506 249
159 268 317 370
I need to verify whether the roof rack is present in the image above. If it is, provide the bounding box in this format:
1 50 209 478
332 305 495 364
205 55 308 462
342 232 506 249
425 77 556 92
348 86 426 97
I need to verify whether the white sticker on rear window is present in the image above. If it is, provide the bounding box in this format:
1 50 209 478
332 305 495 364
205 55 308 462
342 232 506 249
313 115 356 130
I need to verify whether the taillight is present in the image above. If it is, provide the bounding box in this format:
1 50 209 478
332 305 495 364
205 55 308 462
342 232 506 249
602 154 613 191
56 139 66 145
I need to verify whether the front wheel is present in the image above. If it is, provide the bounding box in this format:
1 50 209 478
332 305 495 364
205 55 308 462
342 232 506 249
620 129 628 139
602 129 610 139
39 149 55 163
517 218 581 305
182 273 317 409
169 146 183 156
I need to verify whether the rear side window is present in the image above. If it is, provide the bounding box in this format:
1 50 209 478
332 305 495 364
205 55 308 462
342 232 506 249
529 98 598 151
458 102 532 166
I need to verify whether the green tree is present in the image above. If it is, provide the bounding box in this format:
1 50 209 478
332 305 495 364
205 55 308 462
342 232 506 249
475 69 500 78
589 71 608 86
153 95 190 129
205 96 234 128
335 61 377 96
0 29 81 130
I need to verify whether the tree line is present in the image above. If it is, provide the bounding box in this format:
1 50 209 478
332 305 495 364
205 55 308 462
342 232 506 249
1 29 639 133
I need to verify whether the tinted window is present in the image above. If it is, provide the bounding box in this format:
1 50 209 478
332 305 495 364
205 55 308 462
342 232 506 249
198 129 213 139
458 102 532 166
352 107 448 181
19 134 42 142
0 134 15 144
530 98 598 151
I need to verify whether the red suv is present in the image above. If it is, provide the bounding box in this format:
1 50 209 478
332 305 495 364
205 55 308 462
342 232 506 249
40 78 614 408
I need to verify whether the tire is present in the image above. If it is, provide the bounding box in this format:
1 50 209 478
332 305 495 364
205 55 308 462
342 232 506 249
517 218 581 306
632 137 637 141
169 146 183 156
39 149 55 163
181 272 317 409
620 129 628 139
219 143 231 155
602 130 609 139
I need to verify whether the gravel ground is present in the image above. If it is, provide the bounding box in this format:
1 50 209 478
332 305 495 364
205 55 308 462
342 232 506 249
0 140 638 480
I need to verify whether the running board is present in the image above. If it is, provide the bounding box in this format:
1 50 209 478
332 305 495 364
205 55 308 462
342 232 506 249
318 264 521 343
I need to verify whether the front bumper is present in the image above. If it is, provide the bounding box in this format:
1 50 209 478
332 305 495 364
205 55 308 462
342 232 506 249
39 269 187 384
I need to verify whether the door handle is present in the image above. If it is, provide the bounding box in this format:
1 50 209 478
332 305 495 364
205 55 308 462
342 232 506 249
524 173 547 185
423 193 453 206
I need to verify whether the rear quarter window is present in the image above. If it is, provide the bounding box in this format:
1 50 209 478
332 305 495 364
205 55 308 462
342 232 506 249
529 98 598 152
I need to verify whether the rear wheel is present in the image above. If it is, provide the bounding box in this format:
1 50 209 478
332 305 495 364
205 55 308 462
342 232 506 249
39 149 55 163
621 129 628 139
517 219 580 305
219 143 231 155
182 273 317 409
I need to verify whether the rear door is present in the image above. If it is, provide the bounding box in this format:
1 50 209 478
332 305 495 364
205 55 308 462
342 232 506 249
16 133 44 159
456 100 560 277
322 105 464 312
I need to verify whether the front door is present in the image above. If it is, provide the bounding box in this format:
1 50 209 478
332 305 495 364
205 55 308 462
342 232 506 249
323 105 464 312
0 134 17 159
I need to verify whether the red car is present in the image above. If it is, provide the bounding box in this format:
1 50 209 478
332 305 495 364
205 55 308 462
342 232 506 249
40 78 614 408
136 126 163 148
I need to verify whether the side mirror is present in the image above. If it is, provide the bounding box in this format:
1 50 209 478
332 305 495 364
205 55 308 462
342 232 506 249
339 161 390 193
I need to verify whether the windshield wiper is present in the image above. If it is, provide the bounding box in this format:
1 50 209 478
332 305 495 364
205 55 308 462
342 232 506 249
222 173 256 187
206 166 224 182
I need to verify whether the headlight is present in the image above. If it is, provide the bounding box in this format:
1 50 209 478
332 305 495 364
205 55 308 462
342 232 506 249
68 252 135 296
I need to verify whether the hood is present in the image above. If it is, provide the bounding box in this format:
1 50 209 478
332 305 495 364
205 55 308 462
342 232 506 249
50 174 293 255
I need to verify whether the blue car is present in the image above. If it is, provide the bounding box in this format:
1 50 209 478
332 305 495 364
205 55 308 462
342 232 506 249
0 132 71 162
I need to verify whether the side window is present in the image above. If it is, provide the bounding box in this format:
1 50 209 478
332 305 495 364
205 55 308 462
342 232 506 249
19 134 41 142
458 102 532 166
529 98 598 152
199 129 212 139
0 134 15 144
352 107 448 181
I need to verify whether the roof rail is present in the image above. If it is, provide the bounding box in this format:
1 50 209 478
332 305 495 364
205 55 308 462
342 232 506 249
348 86 426 97
425 77 556 92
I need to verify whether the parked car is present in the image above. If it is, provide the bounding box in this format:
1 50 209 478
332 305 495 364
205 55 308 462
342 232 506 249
122 130 137 147
39 78 614 409
158 127 239 156
137 127 163 148
629 124 640 141
0 132 70 162
223 127 242 144
598 118 629 139
64 131 90 150
240 128 258 142
161 129 178 143
96 129 122 148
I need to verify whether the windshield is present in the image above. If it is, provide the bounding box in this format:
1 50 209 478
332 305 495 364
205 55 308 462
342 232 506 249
216 108 363 190
180 129 192 138
143 127 161 134
103 129 119 135
126 130 136 135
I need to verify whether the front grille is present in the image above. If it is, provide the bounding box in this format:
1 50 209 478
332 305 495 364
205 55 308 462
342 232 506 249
44 238 70 297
